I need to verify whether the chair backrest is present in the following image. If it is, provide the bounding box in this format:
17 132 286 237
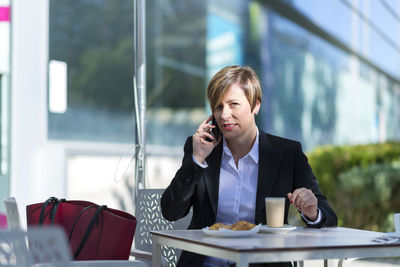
0 230 30 267
27 226 72 264
4 197 21 230
134 189 192 267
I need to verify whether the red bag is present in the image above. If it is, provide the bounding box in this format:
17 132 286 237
26 197 137 260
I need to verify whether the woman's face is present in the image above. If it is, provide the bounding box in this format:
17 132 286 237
213 84 260 142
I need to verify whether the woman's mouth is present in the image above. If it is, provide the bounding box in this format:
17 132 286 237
223 123 237 130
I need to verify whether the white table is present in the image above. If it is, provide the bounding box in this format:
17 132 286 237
151 227 400 267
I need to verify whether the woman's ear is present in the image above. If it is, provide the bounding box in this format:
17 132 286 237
253 101 261 115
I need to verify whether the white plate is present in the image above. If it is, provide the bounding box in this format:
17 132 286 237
202 224 261 237
259 225 296 234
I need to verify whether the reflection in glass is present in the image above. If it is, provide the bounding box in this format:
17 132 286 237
145 0 400 187
146 0 207 148
48 0 135 143
47 0 136 211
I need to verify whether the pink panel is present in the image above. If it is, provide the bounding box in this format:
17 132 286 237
0 213 7 229
0 6 10 22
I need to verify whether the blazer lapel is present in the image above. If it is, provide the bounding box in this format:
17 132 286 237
203 141 223 218
255 132 283 223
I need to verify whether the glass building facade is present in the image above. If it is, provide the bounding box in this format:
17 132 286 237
144 0 400 177
46 0 400 149
27 0 400 191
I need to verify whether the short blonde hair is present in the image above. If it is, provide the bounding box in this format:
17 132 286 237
206 65 262 112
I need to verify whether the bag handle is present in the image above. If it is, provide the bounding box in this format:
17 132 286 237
39 197 58 224
50 198 65 224
68 204 97 242
70 205 107 259
38 197 66 225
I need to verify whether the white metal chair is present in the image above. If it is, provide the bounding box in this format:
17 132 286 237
28 226 147 267
0 229 31 267
27 227 72 265
131 189 192 267
28 227 147 267
1 227 154 267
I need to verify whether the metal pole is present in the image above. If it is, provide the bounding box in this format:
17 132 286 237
134 0 146 196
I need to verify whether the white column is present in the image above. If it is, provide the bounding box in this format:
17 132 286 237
10 0 65 226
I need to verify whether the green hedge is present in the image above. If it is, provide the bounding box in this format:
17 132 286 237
306 141 400 232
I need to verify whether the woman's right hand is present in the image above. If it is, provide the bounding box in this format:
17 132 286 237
192 115 221 164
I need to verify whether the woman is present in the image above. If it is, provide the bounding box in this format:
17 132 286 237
161 65 337 267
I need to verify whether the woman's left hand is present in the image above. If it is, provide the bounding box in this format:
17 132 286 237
287 188 318 221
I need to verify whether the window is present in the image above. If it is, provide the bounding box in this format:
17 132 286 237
48 0 135 143
48 0 136 210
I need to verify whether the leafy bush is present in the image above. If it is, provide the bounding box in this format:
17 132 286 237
338 162 400 231
306 142 400 232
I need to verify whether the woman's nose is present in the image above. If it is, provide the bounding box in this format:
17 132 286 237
220 107 231 120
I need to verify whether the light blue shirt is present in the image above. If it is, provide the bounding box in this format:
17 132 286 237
215 133 259 224
197 131 259 267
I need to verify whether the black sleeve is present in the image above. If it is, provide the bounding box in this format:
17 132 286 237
161 136 205 221
294 142 338 227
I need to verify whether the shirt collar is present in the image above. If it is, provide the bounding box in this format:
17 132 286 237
222 128 259 164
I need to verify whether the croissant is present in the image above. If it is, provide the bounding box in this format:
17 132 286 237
209 220 256 231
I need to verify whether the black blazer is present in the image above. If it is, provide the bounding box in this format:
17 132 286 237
161 131 337 267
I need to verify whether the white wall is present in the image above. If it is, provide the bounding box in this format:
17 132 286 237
10 0 65 227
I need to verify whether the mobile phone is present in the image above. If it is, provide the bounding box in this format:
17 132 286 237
206 117 221 142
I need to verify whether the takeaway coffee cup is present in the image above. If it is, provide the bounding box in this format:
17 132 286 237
394 213 400 233
265 197 285 228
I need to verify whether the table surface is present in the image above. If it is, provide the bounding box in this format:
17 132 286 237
151 226 400 267
152 227 399 253
151 227 400 266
